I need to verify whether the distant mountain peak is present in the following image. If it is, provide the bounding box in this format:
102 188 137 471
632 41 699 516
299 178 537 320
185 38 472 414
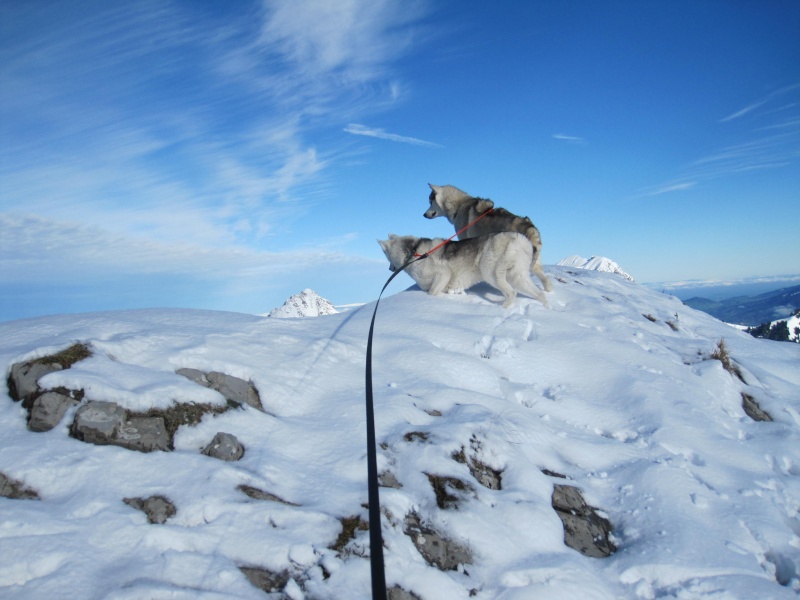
557 255 635 282
268 289 338 318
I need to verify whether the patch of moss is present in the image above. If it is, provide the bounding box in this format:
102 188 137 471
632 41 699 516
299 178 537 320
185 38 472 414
38 343 92 369
128 401 232 444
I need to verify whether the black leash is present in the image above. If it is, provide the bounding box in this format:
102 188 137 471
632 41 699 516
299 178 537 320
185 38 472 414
364 253 427 600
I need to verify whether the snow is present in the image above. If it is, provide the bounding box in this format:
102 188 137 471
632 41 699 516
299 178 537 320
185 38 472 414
268 289 339 318
2 267 800 599
558 255 635 281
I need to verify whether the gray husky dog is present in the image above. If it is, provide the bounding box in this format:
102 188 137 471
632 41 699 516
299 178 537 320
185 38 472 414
378 232 548 308
424 184 551 292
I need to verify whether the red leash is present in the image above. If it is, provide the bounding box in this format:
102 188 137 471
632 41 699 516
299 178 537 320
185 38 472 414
414 208 494 257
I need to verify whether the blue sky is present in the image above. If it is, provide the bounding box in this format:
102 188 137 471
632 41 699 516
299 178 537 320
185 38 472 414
1 0 799 321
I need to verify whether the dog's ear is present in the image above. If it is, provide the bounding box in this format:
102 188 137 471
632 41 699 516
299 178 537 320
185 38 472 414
475 198 494 212
428 183 439 191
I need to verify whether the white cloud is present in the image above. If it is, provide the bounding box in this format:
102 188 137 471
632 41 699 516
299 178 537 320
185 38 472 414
552 133 587 144
344 124 442 147
0 213 369 284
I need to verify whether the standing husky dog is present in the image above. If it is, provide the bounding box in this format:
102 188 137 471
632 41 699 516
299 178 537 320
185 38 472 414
424 184 552 292
378 232 548 308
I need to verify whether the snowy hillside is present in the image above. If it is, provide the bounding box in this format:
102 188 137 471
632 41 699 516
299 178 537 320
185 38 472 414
558 255 635 281
268 289 338 318
2 268 800 599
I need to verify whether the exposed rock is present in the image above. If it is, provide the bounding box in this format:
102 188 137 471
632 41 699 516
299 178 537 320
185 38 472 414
388 586 422 600
379 471 402 489
426 473 475 509
7 343 91 407
452 446 502 490
124 495 176 524
329 515 368 553
8 361 63 405
0 472 40 500
115 416 170 452
176 368 263 412
70 401 127 445
741 393 773 422
28 390 79 432
175 367 210 387
238 484 298 506
202 432 245 461
206 372 263 411
239 566 292 594
552 484 616 558
405 512 472 571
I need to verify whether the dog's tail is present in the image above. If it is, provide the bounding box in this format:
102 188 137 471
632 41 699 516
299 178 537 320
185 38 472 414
524 224 552 292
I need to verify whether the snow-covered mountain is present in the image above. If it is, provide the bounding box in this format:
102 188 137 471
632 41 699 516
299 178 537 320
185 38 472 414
558 255 635 281
2 268 799 599
268 288 338 318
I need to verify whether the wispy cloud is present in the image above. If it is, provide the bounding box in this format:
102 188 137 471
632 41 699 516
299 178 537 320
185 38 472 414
636 181 697 197
344 124 442 147
0 0 430 260
639 83 800 198
552 133 587 144
720 83 800 122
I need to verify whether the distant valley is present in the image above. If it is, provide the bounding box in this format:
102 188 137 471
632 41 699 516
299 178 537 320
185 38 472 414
682 284 800 326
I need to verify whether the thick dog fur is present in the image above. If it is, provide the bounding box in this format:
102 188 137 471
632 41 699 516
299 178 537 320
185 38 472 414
424 184 552 292
378 232 548 308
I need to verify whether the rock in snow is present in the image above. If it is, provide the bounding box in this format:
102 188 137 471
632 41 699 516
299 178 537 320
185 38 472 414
1 268 799 599
268 288 338 318
558 254 635 281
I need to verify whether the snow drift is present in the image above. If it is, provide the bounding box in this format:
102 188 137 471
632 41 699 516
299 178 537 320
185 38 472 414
1 267 799 599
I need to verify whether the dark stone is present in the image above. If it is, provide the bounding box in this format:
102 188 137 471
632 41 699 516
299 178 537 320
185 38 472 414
28 390 78 432
0 472 40 500
70 401 127 445
115 416 170 452
552 484 616 558
124 495 176 524
202 432 245 461
404 513 472 571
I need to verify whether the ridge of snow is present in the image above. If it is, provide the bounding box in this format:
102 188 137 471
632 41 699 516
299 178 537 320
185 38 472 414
558 255 635 281
1 268 799 598
267 288 338 318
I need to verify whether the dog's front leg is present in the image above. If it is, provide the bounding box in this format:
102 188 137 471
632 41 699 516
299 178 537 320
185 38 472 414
428 273 452 296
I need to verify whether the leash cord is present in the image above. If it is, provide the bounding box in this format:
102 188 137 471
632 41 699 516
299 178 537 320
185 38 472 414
365 253 427 600
365 207 492 597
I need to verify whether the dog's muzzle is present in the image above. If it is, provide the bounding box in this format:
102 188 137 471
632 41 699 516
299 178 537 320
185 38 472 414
423 210 437 219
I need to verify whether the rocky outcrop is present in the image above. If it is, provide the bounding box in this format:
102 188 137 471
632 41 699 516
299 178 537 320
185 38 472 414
176 368 263 412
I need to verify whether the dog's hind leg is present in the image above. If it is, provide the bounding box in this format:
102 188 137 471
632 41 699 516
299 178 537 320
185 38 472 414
493 270 518 309
512 272 549 308
531 257 552 292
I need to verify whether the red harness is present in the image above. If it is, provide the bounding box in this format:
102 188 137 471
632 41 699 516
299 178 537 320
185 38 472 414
414 208 494 258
